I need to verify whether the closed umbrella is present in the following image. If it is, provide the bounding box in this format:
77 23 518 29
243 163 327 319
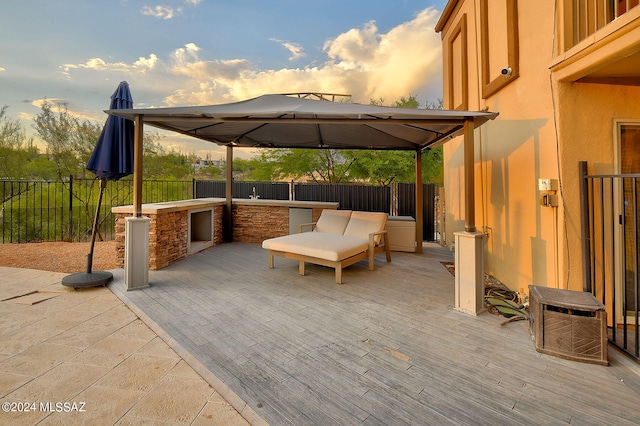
63 81 134 288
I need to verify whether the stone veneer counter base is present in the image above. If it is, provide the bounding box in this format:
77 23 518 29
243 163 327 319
113 198 338 270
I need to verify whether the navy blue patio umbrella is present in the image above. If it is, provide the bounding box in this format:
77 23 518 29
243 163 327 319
63 81 134 288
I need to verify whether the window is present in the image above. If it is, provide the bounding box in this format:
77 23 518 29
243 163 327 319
446 14 469 110
480 0 519 98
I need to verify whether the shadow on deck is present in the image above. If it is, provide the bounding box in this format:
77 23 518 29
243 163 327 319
110 243 640 425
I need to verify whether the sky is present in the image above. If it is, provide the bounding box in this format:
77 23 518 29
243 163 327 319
0 0 449 160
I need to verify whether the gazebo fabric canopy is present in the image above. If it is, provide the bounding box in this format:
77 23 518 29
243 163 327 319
116 93 497 289
108 94 498 150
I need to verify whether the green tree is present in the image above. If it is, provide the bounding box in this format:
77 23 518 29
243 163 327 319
422 146 443 185
197 163 223 179
73 119 103 175
142 135 193 180
347 150 415 185
248 153 278 181
253 148 356 183
23 155 58 180
0 105 35 179
32 99 81 180
232 157 257 181
352 95 444 185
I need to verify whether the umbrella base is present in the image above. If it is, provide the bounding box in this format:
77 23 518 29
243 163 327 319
62 271 113 289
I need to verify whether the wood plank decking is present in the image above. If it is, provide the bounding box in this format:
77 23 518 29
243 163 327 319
110 243 640 425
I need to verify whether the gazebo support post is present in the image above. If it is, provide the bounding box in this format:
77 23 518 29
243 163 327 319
224 145 233 242
454 118 484 315
415 149 423 254
124 114 150 290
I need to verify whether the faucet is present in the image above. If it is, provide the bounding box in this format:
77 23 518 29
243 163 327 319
250 187 260 199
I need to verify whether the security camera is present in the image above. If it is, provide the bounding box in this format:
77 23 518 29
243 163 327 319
501 67 512 77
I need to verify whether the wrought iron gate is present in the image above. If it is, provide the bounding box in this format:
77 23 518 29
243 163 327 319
580 161 640 359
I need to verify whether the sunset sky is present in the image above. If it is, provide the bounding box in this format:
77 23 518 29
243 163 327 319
1 0 449 159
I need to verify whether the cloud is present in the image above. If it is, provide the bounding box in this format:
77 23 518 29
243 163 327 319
324 21 380 66
270 39 307 61
51 6 443 159
60 6 441 107
168 43 252 81
158 7 442 106
141 5 183 20
60 54 159 79
29 98 105 122
322 8 443 103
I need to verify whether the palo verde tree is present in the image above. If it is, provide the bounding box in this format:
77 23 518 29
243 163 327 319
253 148 357 183
32 99 99 180
142 135 194 180
0 105 37 179
344 95 444 185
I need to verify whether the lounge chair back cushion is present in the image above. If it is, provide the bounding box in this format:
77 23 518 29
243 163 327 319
343 211 388 244
313 209 352 235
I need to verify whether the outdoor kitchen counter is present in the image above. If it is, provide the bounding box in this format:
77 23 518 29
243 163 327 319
112 198 339 270
111 198 338 214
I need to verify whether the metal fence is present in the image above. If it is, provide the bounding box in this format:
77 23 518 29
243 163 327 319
194 180 290 200
397 183 439 241
195 180 393 212
294 182 391 212
2 178 440 244
580 161 640 360
194 180 439 241
1 177 192 243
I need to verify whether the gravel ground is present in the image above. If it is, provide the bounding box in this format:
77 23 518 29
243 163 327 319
0 241 119 273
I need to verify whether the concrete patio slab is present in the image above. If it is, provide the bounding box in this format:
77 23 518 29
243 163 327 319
0 266 250 425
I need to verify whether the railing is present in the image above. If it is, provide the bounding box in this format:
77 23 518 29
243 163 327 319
194 180 290 200
567 0 639 50
294 182 391 213
194 180 440 242
1 178 192 243
194 180 393 212
580 161 639 360
2 178 441 244
397 183 440 242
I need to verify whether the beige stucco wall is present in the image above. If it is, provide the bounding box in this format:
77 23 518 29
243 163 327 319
555 82 640 291
441 0 640 293
441 0 561 293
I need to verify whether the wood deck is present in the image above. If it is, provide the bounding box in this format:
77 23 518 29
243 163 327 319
110 243 640 425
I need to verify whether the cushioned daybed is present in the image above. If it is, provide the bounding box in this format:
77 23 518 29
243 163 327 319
262 209 391 283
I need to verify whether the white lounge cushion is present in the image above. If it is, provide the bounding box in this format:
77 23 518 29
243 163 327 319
313 209 352 235
343 211 388 243
262 232 368 262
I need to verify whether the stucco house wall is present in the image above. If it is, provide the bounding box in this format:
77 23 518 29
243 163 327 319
556 82 640 290
437 0 640 293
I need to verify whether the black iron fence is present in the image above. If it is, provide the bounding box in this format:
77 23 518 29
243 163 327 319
397 183 439 241
2 178 440 244
580 161 639 360
194 180 290 200
194 180 440 241
294 182 391 212
1 177 192 243
195 180 393 210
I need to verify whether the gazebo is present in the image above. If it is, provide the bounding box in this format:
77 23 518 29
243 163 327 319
109 94 497 314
